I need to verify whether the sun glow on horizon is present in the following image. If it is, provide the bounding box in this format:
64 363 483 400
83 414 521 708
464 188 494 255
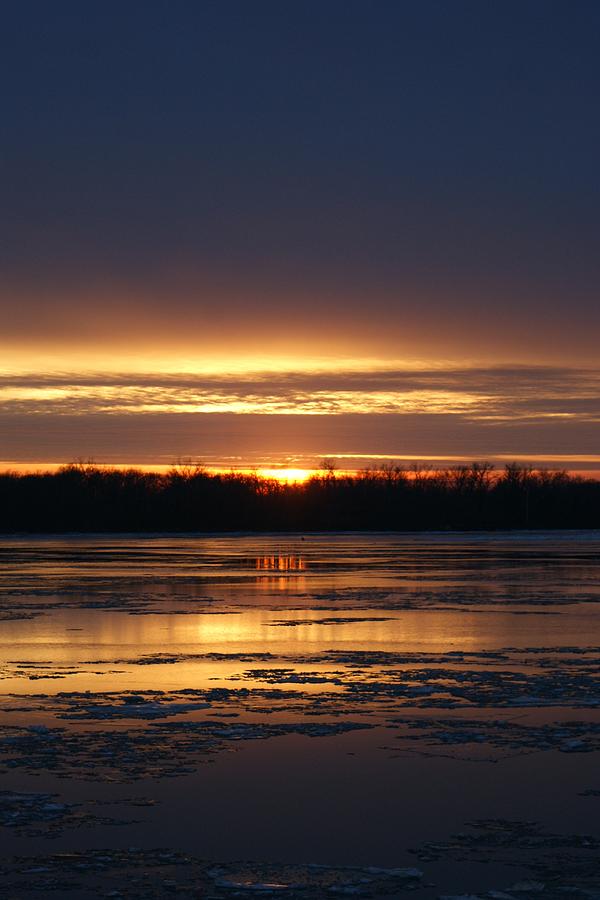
256 468 314 483
0 350 453 379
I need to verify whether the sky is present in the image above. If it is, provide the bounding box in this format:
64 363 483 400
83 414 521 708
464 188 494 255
1 1 599 473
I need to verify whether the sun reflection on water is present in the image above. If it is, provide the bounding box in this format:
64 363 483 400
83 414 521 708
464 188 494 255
256 555 306 572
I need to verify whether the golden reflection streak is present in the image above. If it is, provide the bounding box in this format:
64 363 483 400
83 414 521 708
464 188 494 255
256 554 307 571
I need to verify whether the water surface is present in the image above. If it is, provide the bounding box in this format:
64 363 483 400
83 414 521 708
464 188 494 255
1 533 599 898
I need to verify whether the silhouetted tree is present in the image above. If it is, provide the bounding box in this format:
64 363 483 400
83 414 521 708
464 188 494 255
0 462 598 533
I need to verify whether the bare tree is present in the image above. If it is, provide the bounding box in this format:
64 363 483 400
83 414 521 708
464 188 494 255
320 457 338 478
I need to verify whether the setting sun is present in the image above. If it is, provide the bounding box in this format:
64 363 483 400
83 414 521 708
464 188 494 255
256 467 313 483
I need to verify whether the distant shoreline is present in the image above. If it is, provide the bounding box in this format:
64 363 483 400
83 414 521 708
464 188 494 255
1 463 599 533
3 529 600 539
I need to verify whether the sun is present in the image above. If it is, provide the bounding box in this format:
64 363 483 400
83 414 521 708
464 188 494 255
257 467 313 484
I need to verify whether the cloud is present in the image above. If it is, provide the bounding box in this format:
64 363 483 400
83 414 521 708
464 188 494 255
1 363 599 469
0 364 599 421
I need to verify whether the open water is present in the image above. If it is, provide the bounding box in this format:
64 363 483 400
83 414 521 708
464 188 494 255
1 532 599 898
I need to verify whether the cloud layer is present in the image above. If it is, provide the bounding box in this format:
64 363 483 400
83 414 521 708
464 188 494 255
1 363 599 470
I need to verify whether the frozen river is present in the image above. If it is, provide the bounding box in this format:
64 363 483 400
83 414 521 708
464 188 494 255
1 532 600 898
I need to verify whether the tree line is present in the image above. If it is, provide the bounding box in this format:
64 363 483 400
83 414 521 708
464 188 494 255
0 461 599 532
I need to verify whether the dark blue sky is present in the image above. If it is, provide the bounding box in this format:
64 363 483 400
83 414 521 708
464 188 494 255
2 0 599 357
